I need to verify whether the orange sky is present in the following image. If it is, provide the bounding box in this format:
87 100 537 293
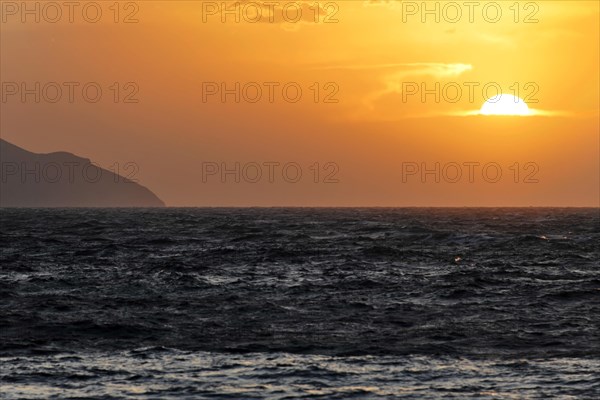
1 1 598 206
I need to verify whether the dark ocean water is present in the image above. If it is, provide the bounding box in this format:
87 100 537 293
1 208 599 398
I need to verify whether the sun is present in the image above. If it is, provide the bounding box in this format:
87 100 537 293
479 94 532 116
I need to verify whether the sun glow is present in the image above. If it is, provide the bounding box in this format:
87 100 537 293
479 94 532 116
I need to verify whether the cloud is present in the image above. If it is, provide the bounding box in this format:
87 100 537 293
361 0 400 9
226 1 334 28
352 63 473 107
313 63 473 74
454 109 574 117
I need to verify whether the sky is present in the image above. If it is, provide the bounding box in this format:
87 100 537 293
1 0 599 206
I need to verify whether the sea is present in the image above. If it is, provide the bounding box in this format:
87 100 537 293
1 208 599 399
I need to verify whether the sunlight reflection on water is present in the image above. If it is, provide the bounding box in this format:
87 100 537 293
2 350 599 399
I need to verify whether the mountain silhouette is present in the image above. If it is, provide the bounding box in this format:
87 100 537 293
0 139 165 207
